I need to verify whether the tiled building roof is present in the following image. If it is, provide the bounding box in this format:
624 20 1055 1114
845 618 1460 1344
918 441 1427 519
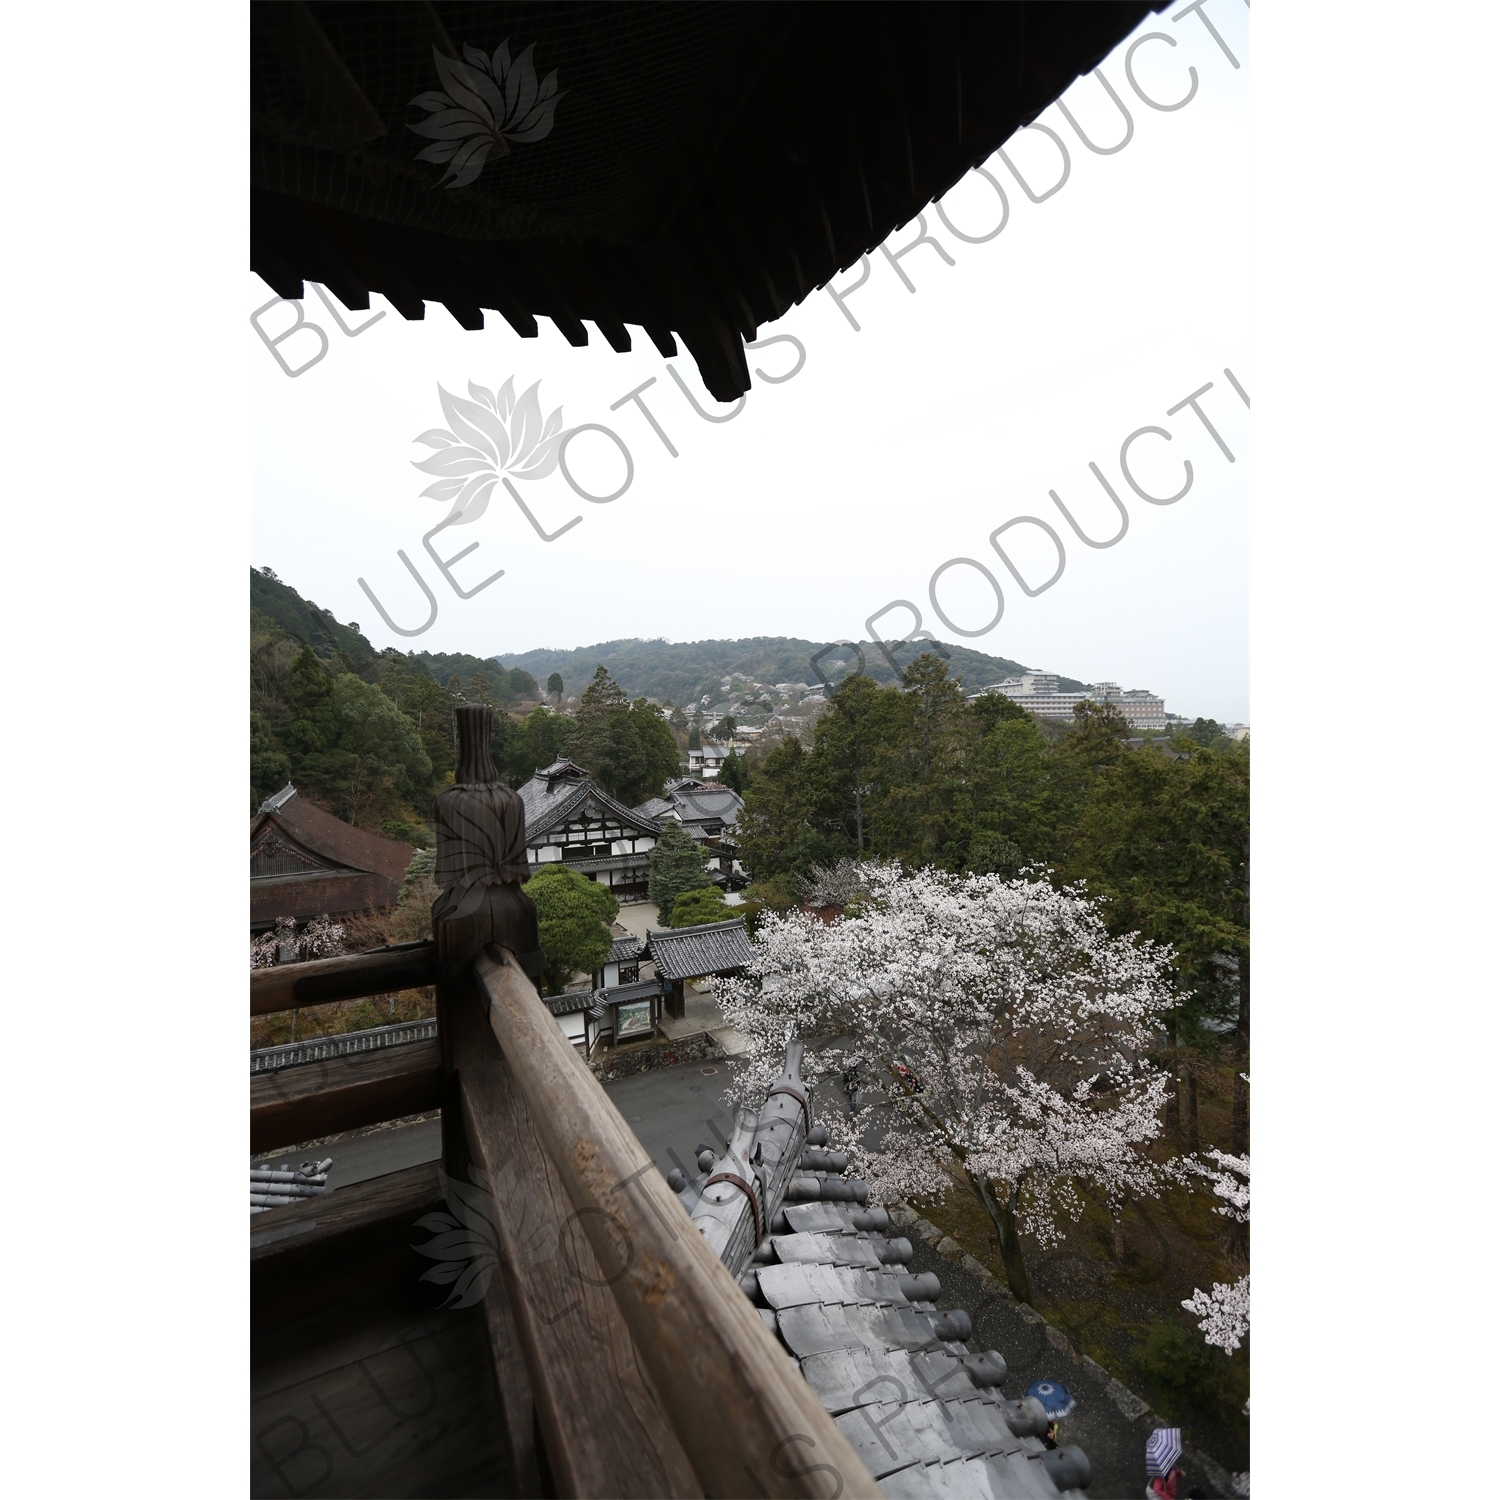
672 784 744 830
518 760 662 841
250 784 417 926
605 934 644 965
666 1041 1094 1497
646 918 755 980
632 781 744 834
591 977 663 1008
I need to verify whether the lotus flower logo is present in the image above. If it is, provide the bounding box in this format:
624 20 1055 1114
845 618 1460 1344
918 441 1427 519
413 378 567 526
413 1164 556 1309
409 41 563 188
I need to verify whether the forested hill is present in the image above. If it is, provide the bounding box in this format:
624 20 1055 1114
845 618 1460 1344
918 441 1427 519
499 638 1083 706
251 568 538 702
252 566 376 669
250 566 1087 717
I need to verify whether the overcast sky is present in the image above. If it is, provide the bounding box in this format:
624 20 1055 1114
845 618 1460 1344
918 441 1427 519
252 4 1249 722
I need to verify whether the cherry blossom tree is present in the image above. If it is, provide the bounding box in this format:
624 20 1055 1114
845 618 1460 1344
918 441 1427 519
250 915 346 970
1183 1134 1249 1356
717 863 1182 1304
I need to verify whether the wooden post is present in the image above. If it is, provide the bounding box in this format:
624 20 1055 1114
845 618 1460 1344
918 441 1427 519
432 705 540 1179
428 706 549 1488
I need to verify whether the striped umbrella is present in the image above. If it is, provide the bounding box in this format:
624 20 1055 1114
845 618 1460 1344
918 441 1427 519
1024 1379 1077 1419
1145 1427 1183 1478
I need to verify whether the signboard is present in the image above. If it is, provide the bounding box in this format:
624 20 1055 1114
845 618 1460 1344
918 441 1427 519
616 1000 653 1039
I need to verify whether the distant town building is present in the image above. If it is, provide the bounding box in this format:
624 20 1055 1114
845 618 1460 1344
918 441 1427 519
687 742 732 778
975 670 1168 731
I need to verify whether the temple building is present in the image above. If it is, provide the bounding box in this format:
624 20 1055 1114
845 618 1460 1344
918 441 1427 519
646 917 756 1019
634 777 747 890
250 783 417 932
517 759 661 901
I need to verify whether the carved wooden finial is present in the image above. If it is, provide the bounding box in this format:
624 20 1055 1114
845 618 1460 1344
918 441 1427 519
453 703 500 785
432 705 540 978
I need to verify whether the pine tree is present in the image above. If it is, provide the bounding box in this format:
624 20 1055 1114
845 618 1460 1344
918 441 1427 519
647 820 711 924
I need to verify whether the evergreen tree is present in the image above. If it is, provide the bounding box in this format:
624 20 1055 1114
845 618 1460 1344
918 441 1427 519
969 690 1029 734
809 674 899 856
523 866 619 996
250 712 291 810
688 722 701 751
967 708 1057 869
1069 740 1250 1151
648 820 712 924
547 671 564 701
567 666 678 804
508 704 573 786
735 735 846 896
869 655 974 869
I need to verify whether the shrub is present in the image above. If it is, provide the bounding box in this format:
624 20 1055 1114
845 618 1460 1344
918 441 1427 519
667 886 731 926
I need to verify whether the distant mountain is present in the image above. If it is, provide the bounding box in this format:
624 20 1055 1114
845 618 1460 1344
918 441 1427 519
496 636 1084 706
249 568 1079 711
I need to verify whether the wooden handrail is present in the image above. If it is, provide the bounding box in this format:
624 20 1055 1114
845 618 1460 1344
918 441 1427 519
250 1038 441 1154
474 945 881 1500
250 941 437 1015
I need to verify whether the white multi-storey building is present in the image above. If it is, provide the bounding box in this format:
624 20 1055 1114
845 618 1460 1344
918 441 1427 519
976 671 1167 731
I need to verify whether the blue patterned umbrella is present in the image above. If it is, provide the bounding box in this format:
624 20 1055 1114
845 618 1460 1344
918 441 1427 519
1145 1427 1183 1478
1024 1379 1077 1419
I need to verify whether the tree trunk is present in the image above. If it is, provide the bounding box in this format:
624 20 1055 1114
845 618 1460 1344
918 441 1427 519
970 1170 1033 1306
1184 1068 1200 1153
1111 1206 1126 1261
1230 944 1250 1156
1231 836 1250 1155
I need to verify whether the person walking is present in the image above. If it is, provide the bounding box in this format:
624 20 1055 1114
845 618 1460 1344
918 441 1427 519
1145 1428 1187 1499
842 1060 862 1114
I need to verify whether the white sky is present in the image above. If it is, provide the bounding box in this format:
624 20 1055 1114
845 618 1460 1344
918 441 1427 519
252 4 1249 722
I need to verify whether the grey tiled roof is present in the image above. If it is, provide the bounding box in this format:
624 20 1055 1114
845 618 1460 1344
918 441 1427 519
604 934 643 964
672 785 744 829
591 977 663 1006
518 760 660 841
645 918 755 979
540 852 650 875
544 993 594 1017
664 1041 1093 1498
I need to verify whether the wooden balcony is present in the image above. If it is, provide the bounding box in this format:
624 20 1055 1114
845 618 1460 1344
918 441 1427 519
251 710 877 1498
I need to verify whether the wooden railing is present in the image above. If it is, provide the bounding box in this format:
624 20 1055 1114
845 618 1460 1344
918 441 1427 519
250 706 879 1498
